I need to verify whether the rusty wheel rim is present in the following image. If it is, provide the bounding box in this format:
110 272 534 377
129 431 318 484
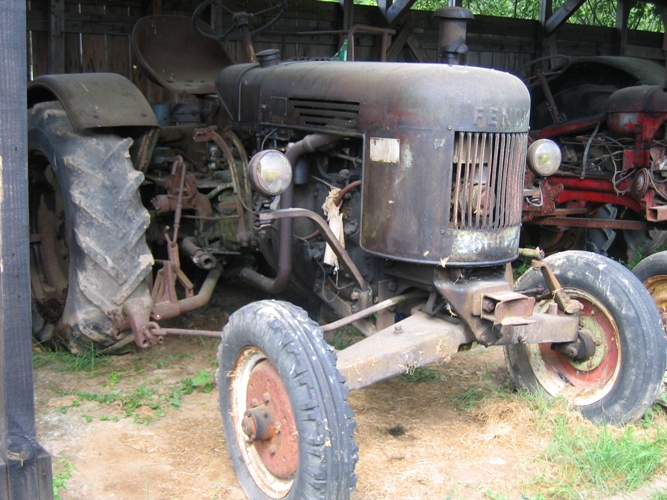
230 347 297 497
642 275 667 326
526 288 621 406
29 154 68 321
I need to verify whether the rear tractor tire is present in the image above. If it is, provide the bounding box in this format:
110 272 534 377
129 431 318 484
505 251 666 424
28 102 153 354
217 300 357 499
633 250 667 327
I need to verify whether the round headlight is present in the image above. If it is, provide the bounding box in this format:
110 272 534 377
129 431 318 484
527 139 561 177
248 150 293 197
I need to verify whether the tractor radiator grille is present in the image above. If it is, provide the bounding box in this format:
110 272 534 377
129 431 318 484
288 98 360 130
450 131 527 230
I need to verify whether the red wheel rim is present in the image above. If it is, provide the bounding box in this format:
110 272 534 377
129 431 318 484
527 288 621 405
245 360 298 479
229 347 297 498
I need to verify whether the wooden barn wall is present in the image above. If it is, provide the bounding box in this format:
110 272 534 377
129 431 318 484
26 0 664 102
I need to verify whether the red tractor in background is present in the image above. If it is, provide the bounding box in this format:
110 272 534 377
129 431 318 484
519 54 667 327
520 55 667 260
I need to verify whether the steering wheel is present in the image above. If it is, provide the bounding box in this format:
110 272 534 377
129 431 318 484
516 54 571 83
192 0 287 42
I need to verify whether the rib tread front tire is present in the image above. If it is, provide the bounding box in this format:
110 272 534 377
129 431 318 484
217 300 357 499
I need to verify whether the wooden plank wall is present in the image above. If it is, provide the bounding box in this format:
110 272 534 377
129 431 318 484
26 0 665 103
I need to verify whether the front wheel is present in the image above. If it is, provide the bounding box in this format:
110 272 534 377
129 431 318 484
505 251 666 424
217 300 357 499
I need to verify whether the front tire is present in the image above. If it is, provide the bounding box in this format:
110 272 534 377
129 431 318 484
505 251 666 424
217 300 357 499
28 102 153 353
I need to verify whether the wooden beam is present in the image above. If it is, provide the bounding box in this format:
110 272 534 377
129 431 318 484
377 0 392 17
1 1 53 498
386 24 412 60
538 0 557 57
27 12 140 36
544 0 587 36
407 33 430 62
48 0 65 73
615 0 632 56
385 0 418 27
624 43 666 60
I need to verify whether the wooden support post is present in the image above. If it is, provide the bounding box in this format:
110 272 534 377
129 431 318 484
615 0 631 56
48 0 65 73
341 0 354 32
0 1 53 498
538 0 557 58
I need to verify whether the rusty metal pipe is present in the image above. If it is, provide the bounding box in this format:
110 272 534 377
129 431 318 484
181 237 217 270
239 24 256 63
240 134 341 293
537 73 562 124
321 291 427 332
147 326 222 338
519 247 545 260
152 263 223 320
259 207 368 291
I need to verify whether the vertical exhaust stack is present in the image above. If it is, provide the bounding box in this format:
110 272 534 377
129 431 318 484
433 7 474 65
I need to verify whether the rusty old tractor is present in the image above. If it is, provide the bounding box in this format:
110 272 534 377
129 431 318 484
26 4 666 498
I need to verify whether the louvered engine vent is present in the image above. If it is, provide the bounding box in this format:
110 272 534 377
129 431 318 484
288 98 360 130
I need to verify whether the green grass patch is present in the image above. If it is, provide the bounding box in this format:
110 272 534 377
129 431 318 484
329 326 365 350
450 370 516 412
525 415 667 498
33 346 110 373
53 457 75 500
464 386 667 498
452 386 489 411
625 247 644 270
399 366 442 383
150 353 193 370
513 258 533 280
55 369 216 424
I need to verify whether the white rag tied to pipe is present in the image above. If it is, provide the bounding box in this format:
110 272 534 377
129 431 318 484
322 188 344 271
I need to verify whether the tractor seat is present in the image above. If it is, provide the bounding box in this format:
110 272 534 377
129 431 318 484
132 15 233 95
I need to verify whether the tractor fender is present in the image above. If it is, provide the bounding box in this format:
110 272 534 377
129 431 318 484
28 73 158 132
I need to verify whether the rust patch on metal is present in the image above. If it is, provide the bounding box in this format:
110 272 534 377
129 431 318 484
244 360 298 480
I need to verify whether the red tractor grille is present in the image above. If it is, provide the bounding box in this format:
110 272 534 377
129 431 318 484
450 131 527 230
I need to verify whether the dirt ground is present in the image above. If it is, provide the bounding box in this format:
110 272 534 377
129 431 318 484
31 281 665 499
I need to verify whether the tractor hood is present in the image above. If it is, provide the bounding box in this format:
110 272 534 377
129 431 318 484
215 60 530 136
